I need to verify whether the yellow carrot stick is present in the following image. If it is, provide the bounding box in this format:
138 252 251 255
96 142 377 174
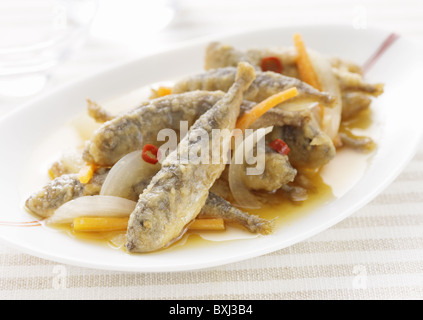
188 218 225 231
150 86 172 99
72 217 226 232
73 217 129 232
236 87 298 131
78 164 98 184
48 168 56 180
157 86 172 97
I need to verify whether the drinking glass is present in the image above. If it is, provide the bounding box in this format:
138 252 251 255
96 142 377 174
0 0 98 97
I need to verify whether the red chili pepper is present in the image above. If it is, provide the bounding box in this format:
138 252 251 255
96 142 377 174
269 138 290 155
142 144 159 164
261 56 283 73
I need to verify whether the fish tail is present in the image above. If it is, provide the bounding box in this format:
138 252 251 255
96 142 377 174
235 62 256 91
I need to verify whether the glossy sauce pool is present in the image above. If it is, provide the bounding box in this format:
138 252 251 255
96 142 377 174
22 84 379 254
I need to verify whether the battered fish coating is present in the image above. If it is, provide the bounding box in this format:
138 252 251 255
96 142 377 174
84 97 311 132
83 91 229 166
205 42 300 78
27 98 302 222
25 168 109 218
249 105 312 129
87 99 114 123
199 193 273 234
205 42 363 79
172 72 332 170
341 92 372 120
126 62 257 253
279 118 336 168
334 69 384 120
333 69 384 96
26 165 272 235
173 66 334 107
204 42 384 120
252 107 335 169
243 147 297 192
48 152 84 179
205 42 363 78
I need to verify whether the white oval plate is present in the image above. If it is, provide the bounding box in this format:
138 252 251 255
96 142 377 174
1 25 422 272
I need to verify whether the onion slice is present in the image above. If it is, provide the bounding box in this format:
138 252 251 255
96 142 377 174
308 50 342 141
47 195 136 225
228 126 273 209
100 150 160 200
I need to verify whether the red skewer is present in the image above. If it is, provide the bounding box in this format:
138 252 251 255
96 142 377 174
362 33 400 74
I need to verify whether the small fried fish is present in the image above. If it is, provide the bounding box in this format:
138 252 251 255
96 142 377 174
126 62 256 253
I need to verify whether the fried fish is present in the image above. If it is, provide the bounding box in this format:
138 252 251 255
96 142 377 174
125 62 256 253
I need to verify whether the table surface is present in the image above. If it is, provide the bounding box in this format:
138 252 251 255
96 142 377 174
0 0 422 300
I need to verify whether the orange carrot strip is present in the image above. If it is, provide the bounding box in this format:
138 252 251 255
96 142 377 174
73 217 129 232
236 87 298 131
188 218 225 231
293 33 321 90
157 86 172 97
150 86 172 99
78 164 98 184
293 33 325 124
